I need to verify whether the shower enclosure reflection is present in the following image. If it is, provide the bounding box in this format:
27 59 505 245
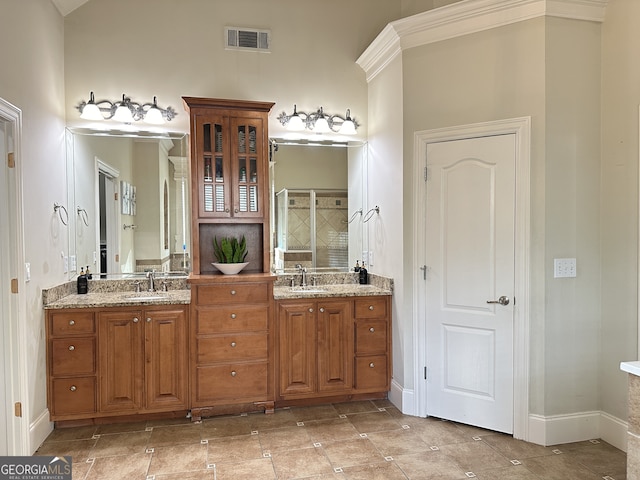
275 189 348 270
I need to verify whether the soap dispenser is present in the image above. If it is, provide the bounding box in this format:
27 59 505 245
77 267 88 294
359 262 368 285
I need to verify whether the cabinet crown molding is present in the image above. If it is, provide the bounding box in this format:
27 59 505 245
357 0 608 82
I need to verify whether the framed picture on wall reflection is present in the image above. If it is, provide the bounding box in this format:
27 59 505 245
120 181 130 215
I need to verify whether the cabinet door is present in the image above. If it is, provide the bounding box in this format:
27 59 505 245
278 301 317 397
196 114 231 217
231 117 264 218
317 300 353 393
144 307 188 411
98 310 143 413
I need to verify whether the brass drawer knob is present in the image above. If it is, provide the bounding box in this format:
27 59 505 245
369 362 375 368
231 313 237 319
133 317 139 323
68 345 75 351
231 342 237 347
69 385 77 392
308 308 313 313
319 307 325 313
369 327 375 333
68 320 75 326
369 305 374 311
231 371 237 377
230 290 236 295
146 317 152 323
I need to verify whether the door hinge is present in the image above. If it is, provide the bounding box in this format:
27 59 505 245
14 402 22 417
114 192 118 201
11 278 18 294
424 366 428 380
8 152 15 168
424 166 428 181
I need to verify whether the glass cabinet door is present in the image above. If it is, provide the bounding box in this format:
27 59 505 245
197 116 230 217
232 118 263 217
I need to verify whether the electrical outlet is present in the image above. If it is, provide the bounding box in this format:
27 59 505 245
362 251 368 265
554 258 576 278
63 256 68 274
70 255 77 271
368 250 374 267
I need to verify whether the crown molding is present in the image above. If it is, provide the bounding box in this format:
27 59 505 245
357 0 608 82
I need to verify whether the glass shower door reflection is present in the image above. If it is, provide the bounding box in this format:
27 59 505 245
275 189 348 270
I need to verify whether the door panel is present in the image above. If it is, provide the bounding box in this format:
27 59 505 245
426 134 515 434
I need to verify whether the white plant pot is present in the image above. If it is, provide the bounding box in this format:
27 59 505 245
211 262 249 275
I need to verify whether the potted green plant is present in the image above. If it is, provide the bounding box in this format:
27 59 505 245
211 235 249 274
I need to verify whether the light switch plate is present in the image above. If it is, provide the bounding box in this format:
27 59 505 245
554 258 576 278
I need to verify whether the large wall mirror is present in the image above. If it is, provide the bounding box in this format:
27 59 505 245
269 139 367 273
65 127 190 278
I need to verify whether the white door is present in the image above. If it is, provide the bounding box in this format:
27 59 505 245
425 134 515 434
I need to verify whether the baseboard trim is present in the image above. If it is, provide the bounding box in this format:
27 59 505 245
389 379 414 416
30 408 53 454
600 411 628 452
529 411 628 451
391 382 627 450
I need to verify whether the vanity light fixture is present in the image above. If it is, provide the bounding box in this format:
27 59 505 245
277 105 359 135
78 92 177 124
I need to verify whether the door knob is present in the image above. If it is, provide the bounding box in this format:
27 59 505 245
486 296 510 306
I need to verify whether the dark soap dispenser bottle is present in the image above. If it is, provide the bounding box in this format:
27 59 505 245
77 267 88 294
359 262 368 285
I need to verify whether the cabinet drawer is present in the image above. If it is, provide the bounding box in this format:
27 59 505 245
194 362 268 403
197 334 267 363
355 319 388 355
51 377 96 416
197 306 268 333
196 283 268 305
51 338 96 376
354 297 388 319
354 355 388 391
50 311 95 336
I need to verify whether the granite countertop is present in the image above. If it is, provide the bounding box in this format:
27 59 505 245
273 283 391 300
43 290 191 309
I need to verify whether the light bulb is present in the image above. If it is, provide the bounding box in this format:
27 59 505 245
80 92 104 121
113 94 134 123
144 97 164 124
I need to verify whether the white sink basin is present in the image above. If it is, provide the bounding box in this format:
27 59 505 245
125 294 168 301
290 286 328 294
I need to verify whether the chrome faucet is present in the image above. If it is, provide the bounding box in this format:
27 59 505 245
146 270 155 292
295 264 307 287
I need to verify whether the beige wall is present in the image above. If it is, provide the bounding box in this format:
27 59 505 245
0 0 66 447
601 0 640 421
400 18 547 403
396 14 605 418
63 0 400 139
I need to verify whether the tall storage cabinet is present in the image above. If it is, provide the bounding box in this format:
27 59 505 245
182 97 275 275
183 97 276 418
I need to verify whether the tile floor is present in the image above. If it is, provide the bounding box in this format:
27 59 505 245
36 399 627 480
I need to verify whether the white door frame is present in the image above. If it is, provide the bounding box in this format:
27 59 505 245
0 98 29 454
413 117 531 441
96 158 120 274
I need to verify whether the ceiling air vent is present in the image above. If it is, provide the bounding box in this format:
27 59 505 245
225 27 271 52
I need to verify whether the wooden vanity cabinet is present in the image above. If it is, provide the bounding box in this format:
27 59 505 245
278 299 352 399
277 295 390 405
47 310 97 419
353 297 391 392
46 304 188 422
98 306 188 415
189 274 275 419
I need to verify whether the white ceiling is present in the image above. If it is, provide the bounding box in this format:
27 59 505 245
51 0 90 16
